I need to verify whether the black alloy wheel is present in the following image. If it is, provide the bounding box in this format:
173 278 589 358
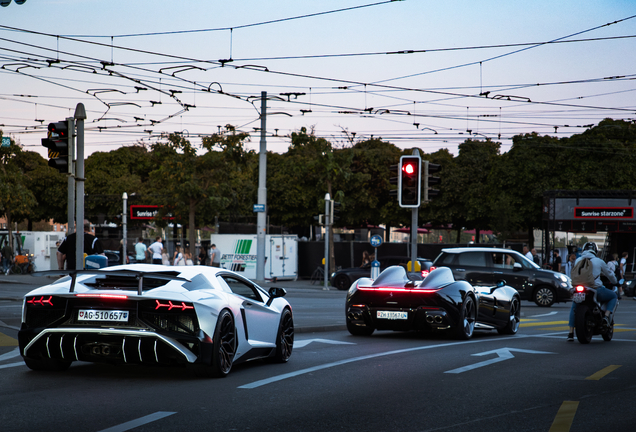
197 309 236 378
533 287 555 307
575 305 594 344
498 297 521 335
456 296 476 340
23 357 71 372
272 308 294 362
334 275 351 291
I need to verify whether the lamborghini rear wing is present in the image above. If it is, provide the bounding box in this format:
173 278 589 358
33 270 191 295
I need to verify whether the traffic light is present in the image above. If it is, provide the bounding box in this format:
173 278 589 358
399 155 421 207
424 161 441 202
330 200 341 223
41 120 72 174
389 163 399 198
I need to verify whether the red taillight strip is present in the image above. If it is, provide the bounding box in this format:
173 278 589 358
357 287 440 293
27 296 54 306
75 294 129 300
155 300 194 311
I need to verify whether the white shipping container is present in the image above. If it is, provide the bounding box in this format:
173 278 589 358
210 234 298 281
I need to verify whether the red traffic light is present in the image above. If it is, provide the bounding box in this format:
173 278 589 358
48 121 68 138
402 163 416 175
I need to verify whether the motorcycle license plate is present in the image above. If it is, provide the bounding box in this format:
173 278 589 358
573 292 586 303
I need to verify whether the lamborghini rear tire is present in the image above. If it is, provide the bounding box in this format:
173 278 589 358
272 308 294 363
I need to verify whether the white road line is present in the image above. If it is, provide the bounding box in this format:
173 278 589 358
0 347 20 362
0 361 24 370
97 412 176 432
294 338 356 348
531 311 559 318
238 335 526 389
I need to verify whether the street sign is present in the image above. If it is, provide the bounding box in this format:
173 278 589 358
1 137 10 147
370 235 383 248
253 204 265 212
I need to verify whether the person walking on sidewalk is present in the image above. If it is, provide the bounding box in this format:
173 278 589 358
148 237 164 265
210 244 222 267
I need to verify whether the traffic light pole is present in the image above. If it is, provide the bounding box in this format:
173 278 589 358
74 104 86 271
324 193 330 290
411 208 418 269
66 117 75 236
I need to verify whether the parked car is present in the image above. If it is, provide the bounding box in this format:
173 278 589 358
432 247 572 307
331 256 433 290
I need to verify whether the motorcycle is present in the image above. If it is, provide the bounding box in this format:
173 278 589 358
572 284 618 344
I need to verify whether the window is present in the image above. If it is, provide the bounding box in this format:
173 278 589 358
457 252 487 267
217 275 263 302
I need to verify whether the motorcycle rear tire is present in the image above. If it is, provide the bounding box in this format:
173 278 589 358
575 304 594 344
602 320 614 341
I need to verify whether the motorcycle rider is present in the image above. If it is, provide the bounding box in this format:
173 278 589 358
567 242 618 341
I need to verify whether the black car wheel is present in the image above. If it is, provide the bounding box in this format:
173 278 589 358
575 305 594 344
23 357 71 372
194 310 236 378
498 297 521 335
346 320 375 336
334 275 351 291
272 308 294 362
456 296 476 340
533 286 555 307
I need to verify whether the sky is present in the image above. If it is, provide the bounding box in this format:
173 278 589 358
1 0 636 158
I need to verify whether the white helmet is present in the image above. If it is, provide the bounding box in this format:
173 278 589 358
582 242 598 255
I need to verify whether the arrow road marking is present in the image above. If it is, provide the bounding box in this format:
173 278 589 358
294 338 356 348
444 347 556 374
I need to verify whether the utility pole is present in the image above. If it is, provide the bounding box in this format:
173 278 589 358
256 91 267 283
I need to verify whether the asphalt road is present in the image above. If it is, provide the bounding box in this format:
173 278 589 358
2 275 636 431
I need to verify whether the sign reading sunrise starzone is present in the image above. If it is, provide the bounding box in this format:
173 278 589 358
130 205 175 220
574 207 634 219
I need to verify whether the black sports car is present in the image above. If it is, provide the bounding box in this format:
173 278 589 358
345 266 521 339
331 256 433 291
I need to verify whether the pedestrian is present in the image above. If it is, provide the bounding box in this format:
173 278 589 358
1 242 13 274
531 248 540 265
57 221 105 270
361 250 371 267
564 253 576 278
198 247 208 266
161 249 170 266
551 250 562 273
523 246 533 262
134 237 147 263
185 251 194 266
148 237 164 265
173 246 186 266
619 251 628 299
209 244 221 267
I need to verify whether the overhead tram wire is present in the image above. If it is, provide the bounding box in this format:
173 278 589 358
2 23 635 115
55 1 400 38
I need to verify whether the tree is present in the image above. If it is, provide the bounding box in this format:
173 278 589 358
0 135 37 251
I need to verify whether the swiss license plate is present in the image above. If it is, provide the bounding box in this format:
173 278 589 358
573 292 586 303
377 310 408 320
78 310 129 322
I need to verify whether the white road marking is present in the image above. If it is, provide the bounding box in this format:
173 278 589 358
0 361 24 370
444 347 555 374
531 311 559 318
97 412 176 432
238 336 525 389
294 338 356 348
0 347 20 362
